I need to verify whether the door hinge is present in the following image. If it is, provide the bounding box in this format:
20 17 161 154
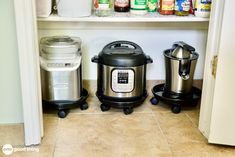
211 55 218 78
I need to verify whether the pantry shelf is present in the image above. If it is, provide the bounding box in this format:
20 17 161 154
37 12 209 23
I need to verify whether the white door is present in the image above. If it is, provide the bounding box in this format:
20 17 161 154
199 0 235 146
14 0 43 145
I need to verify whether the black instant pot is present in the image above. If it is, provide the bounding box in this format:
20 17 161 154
92 41 153 114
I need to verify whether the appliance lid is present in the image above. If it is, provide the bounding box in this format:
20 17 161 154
171 41 195 59
164 49 199 61
40 36 81 54
92 41 153 67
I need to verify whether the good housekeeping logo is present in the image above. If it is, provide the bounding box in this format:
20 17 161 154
2 144 39 155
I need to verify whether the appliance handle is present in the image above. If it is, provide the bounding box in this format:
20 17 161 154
102 41 142 51
179 60 191 80
173 41 195 53
181 74 190 80
91 55 99 63
146 55 153 64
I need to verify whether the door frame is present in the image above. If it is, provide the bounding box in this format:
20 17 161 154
13 0 226 146
13 0 43 146
199 0 225 139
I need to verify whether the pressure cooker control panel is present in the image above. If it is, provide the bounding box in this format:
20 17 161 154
47 63 77 67
112 69 134 93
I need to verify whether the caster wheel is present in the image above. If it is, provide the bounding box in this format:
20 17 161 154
150 97 159 105
80 102 88 110
171 105 181 114
100 104 110 112
58 110 69 118
123 107 133 115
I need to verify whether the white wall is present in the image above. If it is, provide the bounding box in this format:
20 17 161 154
38 22 208 80
0 0 23 123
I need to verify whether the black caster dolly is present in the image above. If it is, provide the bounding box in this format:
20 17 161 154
171 104 181 114
43 88 89 118
123 107 134 115
100 104 111 112
58 109 69 118
151 84 201 114
97 91 148 115
150 97 159 105
80 102 89 110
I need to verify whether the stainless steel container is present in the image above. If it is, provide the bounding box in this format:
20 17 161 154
92 40 153 114
97 64 146 98
40 36 83 102
40 57 82 101
92 41 152 99
164 41 199 94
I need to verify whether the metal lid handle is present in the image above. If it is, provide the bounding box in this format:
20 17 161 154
91 55 99 63
146 55 153 64
102 41 142 52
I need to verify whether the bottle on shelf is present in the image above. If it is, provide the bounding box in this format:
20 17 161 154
94 0 111 17
114 0 130 12
174 0 190 16
147 0 158 13
189 0 194 14
159 0 175 15
130 0 148 15
194 0 211 18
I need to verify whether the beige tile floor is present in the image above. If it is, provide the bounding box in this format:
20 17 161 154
1 80 235 157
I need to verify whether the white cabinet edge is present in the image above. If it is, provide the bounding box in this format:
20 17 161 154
13 0 43 146
198 0 225 139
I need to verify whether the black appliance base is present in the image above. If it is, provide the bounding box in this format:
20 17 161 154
96 91 148 115
151 84 201 114
42 88 89 118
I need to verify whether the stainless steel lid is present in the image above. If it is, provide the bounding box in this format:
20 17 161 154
171 41 195 59
40 36 81 55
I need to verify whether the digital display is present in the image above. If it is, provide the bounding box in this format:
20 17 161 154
65 63 71 66
118 72 129 84
112 69 134 93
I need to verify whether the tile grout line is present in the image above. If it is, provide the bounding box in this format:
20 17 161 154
184 112 209 143
52 117 61 157
52 143 56 157
150 110 176 157
184 112 198 128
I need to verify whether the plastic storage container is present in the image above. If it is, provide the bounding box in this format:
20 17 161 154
36 0 52 17
56 0 92 17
